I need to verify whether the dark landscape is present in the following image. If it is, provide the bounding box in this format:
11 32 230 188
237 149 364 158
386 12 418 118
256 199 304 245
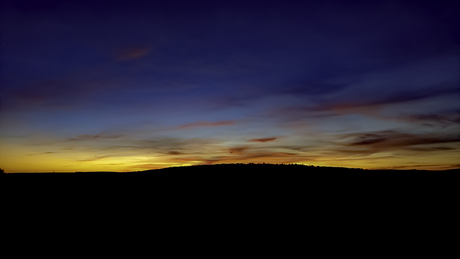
2 163 458 174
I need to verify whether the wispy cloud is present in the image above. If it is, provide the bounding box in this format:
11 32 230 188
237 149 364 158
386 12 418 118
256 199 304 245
77 155 113 162
228 146 250 154
249 137 278 142
115 46 150 61
279 81 351 97
273 87 460 120
399 111 460 127
167 151 183 155
26 152 56 156
334 130 460 155
68 132 124 141
266 54 460 123
175 120 235 130
2 76 122 111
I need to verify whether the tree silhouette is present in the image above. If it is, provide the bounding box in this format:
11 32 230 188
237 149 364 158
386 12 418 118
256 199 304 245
0 168 5 174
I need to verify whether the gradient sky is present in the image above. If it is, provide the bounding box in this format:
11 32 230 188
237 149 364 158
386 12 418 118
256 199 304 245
1 0 459 172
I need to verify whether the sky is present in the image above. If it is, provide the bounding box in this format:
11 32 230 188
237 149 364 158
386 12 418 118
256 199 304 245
1 0 459 172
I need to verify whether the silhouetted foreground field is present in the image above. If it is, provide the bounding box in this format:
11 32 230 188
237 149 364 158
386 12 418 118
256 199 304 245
4 164 458 195
3 163 459 174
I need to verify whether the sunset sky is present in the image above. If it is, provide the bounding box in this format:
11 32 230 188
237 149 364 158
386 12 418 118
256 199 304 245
1 0 459 172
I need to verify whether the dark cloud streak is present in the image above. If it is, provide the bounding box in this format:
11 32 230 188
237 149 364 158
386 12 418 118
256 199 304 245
249 137 277 143
337 130 460 154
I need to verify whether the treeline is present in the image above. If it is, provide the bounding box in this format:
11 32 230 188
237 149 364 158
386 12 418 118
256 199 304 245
169 163 364 170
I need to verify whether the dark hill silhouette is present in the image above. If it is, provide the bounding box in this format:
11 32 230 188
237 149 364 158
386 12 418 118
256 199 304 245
4 164 457 194
3 163 458 174
130 163 367 174
130 163 460 174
